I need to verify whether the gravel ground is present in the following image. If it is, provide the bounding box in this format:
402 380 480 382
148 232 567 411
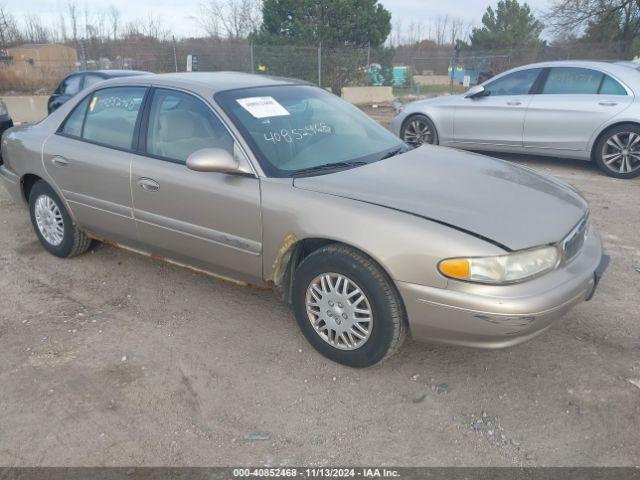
0 109 639 466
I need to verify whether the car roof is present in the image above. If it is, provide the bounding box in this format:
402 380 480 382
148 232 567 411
515 59 634 69
616 60 640 71
91 70 151 78
94 71 308 96
492 60 640 94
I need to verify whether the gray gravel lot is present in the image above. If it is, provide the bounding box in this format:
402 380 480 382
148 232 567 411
0 110 639 466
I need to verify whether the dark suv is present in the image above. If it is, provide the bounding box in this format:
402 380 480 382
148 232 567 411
48 70 150 114
0 98 13 145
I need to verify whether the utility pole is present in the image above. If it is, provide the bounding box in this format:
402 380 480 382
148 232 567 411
250 42 254 74
172 35 178 72
449 42 460 94
318 41 322 87
80 38 87 71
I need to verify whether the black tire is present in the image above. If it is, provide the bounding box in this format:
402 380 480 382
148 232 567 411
401 114 438 148
28 180 92 258
594 124 640 179
292 244 407 368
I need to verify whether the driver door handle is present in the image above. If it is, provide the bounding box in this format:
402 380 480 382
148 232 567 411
507 100 522 106
51 156 69 167
137 177 160 192
599 101 618 107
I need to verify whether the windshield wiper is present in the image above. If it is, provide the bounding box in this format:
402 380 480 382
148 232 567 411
379 146 407 161
290 161 368 177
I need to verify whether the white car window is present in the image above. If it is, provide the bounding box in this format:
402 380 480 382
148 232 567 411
146 89 234 163
60 96 90 137
542 68 602 95
484 69 542 96
82 87 146 150
83 74 105 89
62 75 82 96
599 75 627 95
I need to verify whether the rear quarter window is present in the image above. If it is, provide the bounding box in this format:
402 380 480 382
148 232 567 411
599 75 627 95
60 96 90 137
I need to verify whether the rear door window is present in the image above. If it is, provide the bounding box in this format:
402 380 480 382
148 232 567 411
82 87 147 150
542 68 603 94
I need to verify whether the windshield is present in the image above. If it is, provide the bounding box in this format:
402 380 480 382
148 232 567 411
215 85 405 177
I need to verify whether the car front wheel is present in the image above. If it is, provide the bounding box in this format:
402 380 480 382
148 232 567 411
595 124 640 179
401 114 438 148
28 180 92 258
292 244 407 368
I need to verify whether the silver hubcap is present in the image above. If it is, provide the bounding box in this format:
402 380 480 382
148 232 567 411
34 194 64 246
403 119 432 147
305 273 373 351
602 132 640 174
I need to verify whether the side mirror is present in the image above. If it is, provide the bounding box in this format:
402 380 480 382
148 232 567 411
186 148 240 174
464 85 486 99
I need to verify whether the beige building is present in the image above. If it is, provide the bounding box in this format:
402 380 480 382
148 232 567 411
5 43 77 83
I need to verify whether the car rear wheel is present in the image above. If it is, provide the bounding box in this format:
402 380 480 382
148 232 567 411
595 124 640 179
292 244 407 368
401 114 438 148
28 180 92 258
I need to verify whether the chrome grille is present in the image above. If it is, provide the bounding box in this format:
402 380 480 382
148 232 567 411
562 214 589 263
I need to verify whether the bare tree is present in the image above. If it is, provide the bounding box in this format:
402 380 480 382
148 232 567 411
68 1 79 43
58 12 68 42
406 20 425 45
547 0 640 55
0 5 22 51
83 3 90 39
199 0 261 40
434 15 450 46
23 14 50 43
108 5 120 41
93 9 107 39
389 18 403 46
143 14 169 40
122 20 141 38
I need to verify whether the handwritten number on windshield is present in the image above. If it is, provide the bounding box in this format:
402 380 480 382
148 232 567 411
263 122 331 144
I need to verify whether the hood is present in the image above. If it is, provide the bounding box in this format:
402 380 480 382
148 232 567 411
293 146 588 251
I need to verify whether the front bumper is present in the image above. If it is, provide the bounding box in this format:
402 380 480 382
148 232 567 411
397 227 607 348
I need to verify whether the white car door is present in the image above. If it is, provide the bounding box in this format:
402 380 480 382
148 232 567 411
452 68 543 148
523 67 633 152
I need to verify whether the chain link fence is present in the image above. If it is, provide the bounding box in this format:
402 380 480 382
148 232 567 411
0 37 636 95
403 41 634 95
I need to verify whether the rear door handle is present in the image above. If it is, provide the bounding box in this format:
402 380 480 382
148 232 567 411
51 156 69 167
599 101 618 107
507 100 522 106
137 177 160 192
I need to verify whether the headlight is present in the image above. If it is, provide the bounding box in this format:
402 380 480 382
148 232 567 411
0 101 7 116
438 246 560 284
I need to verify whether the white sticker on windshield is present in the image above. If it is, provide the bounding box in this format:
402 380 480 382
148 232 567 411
236 96 290 118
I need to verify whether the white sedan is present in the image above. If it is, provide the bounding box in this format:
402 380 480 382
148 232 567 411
391 60 640 179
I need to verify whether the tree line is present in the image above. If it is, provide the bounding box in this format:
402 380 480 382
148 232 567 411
0 0 638 57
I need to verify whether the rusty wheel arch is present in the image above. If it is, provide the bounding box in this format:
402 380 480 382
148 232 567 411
275 238 339 304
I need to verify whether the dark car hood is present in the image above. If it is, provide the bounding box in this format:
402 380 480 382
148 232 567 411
293 146 588 251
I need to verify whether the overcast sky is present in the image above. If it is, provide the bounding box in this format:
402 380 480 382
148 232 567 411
3 0 554 39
